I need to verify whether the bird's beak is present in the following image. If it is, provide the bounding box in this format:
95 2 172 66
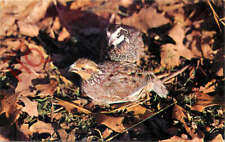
108 38 113 47
68 64 78 72
107 31 113 47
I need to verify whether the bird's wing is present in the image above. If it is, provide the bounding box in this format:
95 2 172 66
100 63 149 100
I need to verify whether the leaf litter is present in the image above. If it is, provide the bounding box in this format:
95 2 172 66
0 0 224 141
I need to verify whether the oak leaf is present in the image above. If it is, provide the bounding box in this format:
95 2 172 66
29 120 54 135
19 96 38 117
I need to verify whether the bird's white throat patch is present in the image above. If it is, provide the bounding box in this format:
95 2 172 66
107 27 130 46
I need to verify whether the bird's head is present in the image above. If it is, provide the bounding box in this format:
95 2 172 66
69 59 100 80
106 24 130 47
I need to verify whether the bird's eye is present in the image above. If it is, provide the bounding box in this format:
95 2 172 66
117 33 121 38
81 67 85 70
110 45 114 48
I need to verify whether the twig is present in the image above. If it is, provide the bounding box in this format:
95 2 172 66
207 0 222 31
105 101 177 141
161 65 191 83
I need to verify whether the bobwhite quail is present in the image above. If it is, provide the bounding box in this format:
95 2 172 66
69 58 168 105
106 24 144 63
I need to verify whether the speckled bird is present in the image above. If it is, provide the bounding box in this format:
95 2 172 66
106 24 144 63
69 58 168 105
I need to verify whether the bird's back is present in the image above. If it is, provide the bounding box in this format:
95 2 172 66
81 62 149 104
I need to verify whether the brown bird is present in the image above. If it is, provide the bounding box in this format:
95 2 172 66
69 58 168 105
106 24 144 63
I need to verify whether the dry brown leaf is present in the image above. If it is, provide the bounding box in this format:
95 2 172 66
125 104 155 120
160 43 181 69
210 134 224 142
35 79 58 98
158 4 216 69
160 135 204 142
0 13 16 36
56 98 91 114
160 24 216 69
2 39 21 50
102 128 113 139
161 23 194 69
0 39 24 71
172 104 199 138
120 0 134 8
121 7 170 33
72 99 88 106
52 112 62 121
57 27 71 41
98 103 161 134
19 96 38 117
126 104 146 116
69 0 92 10
199 79 217 94
172 104 186 124
185 30 215 60
212 49 224 77
0 89 20 124
0 124 29 141
96 114 125 133
52 16 61 31
15 43 48 93
59 75 74 87
0 0 53 37
216 68 223 77
190 92 220 112
17 22 40 37
29 120 54 135
57 128 76 141
18 124 32 138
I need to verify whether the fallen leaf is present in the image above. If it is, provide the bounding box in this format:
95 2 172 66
18 22 39 37
160 135 204 142
212 49 224 77
124 104 154 120
29 120 54 135
160 23 194 69
199 79 217 94
15 43 49 93
102 128 113 139
0 124 29 141
190 92 221 112
51 112 62 121
121 7 170 33
172 104 186 124
57 27 71 41
35 79 58 98
19 96 38 117
56 98 91 114
0 89 20 125
96 114 125 133
172 104 199 138
210 134 224 142
120 0 134 8
18 124 32 138
0 39 25 71
159 3 216 69
160 43 181 69
57 128 75 141
0 0 53 37
185 30 215 60
69 0 92 10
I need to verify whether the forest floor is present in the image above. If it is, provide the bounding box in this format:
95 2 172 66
0 0 224 141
